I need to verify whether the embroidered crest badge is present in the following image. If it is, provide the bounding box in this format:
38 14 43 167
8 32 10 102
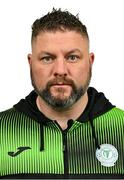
96 144 118 167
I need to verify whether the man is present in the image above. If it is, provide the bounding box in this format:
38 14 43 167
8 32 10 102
0 8 124 179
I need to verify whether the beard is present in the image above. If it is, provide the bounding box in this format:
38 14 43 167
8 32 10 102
30 68 92 111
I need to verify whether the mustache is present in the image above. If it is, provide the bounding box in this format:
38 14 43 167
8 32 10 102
46 78 76 88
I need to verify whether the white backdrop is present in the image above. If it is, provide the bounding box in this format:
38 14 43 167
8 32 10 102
0 0 124 111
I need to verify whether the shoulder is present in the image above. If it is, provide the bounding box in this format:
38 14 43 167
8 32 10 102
0 107 20 121
94 107 124 126
110 107 124 124
0 107 16 115
109 107 124 117
107 107 124 123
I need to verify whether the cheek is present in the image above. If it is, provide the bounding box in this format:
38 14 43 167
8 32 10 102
31 66 47 89
74 64 90 84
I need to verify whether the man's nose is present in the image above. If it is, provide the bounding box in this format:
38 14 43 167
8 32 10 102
53 59 68 77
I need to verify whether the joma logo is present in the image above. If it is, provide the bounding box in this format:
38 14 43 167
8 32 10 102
8 146 31 157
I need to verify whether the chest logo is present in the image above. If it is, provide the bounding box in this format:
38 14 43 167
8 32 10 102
96 144 118 167
8 146 31 157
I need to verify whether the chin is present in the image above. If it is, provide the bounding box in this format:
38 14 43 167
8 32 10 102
53 95 70 101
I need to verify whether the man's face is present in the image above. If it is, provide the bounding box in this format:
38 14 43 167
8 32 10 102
28 30 94 110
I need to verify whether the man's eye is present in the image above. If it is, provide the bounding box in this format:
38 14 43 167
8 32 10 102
67 55 79 62
40 56 53 63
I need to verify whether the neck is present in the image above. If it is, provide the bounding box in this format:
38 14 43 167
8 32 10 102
36 92 88 130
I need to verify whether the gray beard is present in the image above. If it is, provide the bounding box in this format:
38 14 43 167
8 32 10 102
30 68 91 111
36 86 85 111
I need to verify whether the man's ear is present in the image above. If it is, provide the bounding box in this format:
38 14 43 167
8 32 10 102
89 52 95 65
27 54 32 65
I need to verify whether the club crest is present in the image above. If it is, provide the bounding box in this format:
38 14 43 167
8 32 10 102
96 144 118 167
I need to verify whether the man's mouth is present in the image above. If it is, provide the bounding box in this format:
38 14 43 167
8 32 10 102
47 78 74 89
52 84 71 87
52 82 72 86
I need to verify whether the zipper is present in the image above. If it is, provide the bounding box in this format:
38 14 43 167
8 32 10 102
52 121 69 177
62 130 68 178
52 120 73 178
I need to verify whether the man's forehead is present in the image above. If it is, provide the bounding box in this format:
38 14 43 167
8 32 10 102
31 30 89 53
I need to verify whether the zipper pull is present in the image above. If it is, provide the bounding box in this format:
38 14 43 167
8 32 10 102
63 144 65 151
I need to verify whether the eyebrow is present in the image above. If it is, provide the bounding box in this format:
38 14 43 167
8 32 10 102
66 49 82 54
66 49 83 57
39 52 54 56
